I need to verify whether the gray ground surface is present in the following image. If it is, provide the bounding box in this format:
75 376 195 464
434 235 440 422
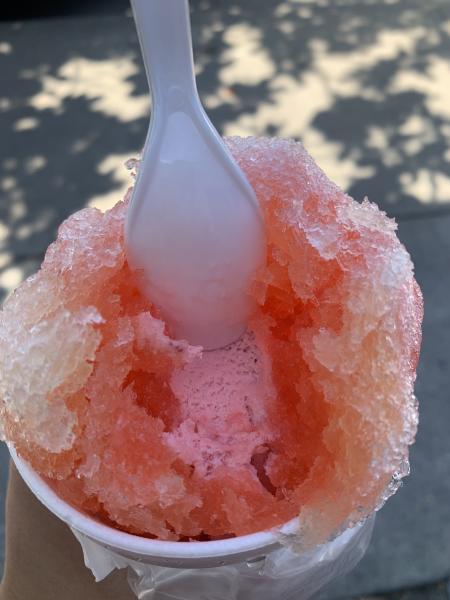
0 1 449 598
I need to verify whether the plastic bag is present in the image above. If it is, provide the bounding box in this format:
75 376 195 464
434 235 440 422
72 515 374 600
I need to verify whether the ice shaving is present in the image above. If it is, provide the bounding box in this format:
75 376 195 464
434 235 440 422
0 136 422 546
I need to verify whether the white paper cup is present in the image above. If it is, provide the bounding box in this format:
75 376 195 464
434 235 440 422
9 445 375 600
9 446 302 568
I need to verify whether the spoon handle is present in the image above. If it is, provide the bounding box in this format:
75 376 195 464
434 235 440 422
131 0 198 109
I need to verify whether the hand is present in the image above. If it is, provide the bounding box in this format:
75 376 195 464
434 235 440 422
0 463 135 600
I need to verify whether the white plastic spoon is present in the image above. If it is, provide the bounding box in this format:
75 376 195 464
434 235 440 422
125 0 266 349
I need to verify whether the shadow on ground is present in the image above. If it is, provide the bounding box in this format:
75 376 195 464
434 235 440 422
0 0 129 20
194 0 450 220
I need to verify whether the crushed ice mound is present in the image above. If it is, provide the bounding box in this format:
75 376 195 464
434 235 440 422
0 137 422 545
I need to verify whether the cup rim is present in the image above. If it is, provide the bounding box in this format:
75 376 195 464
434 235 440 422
9 445 300 561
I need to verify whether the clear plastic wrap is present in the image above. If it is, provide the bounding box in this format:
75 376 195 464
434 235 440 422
72 515 374 600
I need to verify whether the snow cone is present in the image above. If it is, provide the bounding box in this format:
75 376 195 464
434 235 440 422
0 137 422 598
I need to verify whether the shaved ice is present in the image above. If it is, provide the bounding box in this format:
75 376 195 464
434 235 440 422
0 137 422 545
